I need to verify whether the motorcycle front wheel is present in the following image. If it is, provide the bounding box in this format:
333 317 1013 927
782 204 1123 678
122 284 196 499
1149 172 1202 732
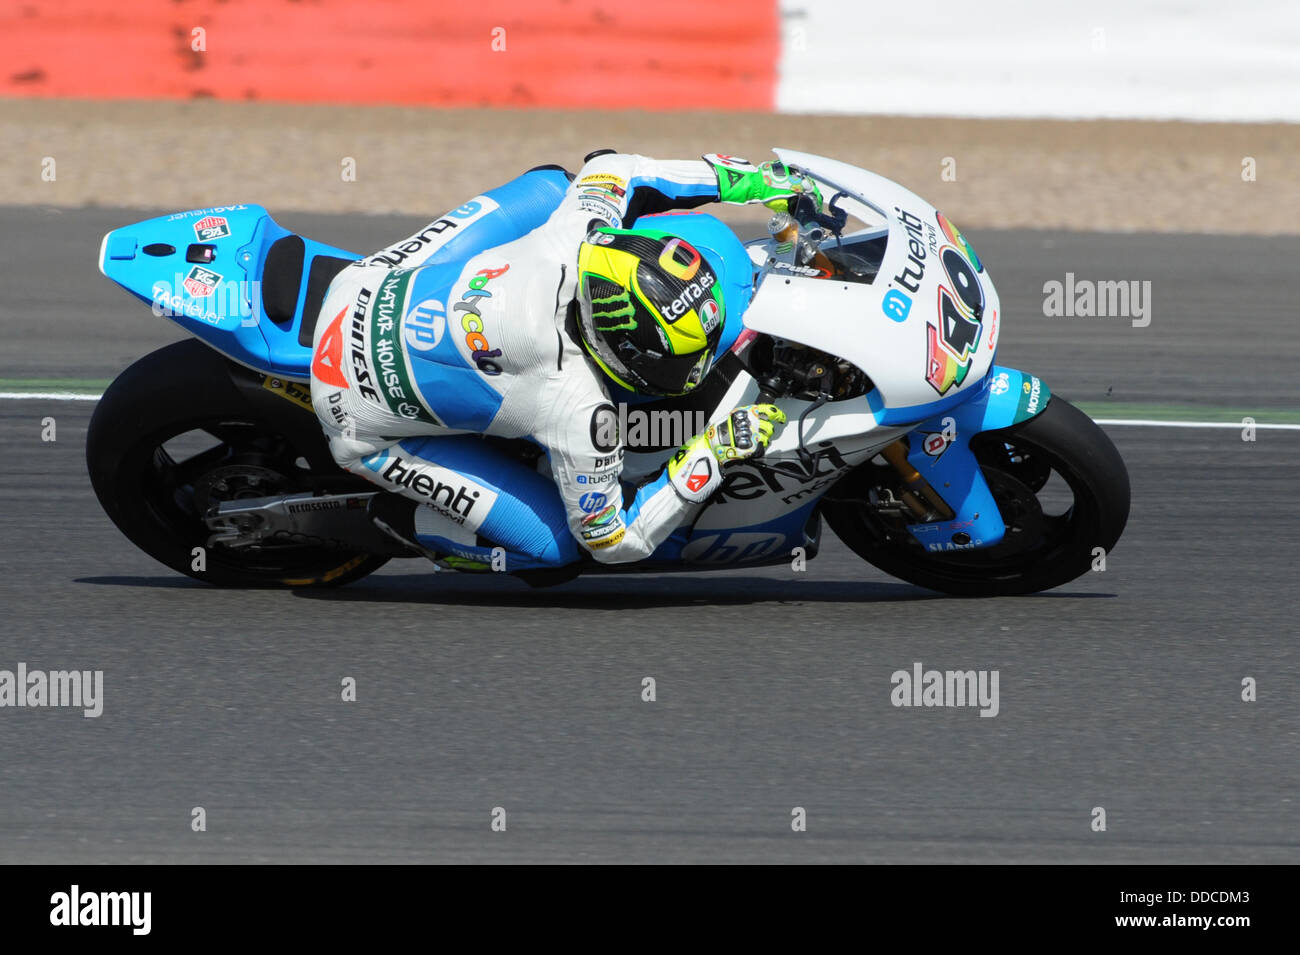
822 396 1130 597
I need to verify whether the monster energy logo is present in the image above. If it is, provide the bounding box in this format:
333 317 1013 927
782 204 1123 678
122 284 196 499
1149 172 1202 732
591 288 637 331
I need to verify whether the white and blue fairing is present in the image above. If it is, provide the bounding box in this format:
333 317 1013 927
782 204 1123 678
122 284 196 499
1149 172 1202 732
97 154 1053 566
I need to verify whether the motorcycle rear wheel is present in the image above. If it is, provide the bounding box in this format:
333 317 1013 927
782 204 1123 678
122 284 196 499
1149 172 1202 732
86 340 390 588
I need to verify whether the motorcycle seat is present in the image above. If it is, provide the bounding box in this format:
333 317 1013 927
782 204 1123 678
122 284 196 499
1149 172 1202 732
260 234 353 347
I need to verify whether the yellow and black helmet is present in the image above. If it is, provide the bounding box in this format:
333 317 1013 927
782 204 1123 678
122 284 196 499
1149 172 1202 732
576 226 725 396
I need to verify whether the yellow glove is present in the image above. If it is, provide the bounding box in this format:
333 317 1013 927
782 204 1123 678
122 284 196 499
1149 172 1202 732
705 403 787 463
667 404 787 503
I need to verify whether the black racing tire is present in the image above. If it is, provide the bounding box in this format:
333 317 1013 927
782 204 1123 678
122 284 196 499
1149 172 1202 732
822 396 1130 596
86 340 389 587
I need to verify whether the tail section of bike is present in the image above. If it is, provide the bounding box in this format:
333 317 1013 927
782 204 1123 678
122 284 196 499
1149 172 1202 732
97 203 359 380
96 166 573 381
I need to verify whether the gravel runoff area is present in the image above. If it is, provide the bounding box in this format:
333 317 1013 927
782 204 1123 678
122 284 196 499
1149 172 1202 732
3 98 1296 233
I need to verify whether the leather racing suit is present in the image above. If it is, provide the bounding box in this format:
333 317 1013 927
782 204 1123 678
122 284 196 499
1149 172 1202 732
309 152 760 570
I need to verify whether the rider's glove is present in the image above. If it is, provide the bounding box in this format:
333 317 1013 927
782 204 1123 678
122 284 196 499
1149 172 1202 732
704 154 823 213
707 404 787 463
667 404 788 503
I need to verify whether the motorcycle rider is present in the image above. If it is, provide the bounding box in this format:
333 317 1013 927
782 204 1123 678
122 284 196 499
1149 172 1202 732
309 151 822 571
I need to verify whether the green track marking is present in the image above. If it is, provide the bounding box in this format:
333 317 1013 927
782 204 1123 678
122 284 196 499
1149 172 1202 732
1074 401 1300 425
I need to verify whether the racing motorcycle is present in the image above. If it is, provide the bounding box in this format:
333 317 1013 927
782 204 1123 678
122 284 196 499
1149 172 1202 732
88 150 1128 595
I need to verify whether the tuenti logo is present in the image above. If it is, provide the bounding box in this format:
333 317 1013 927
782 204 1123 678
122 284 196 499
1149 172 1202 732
366 198 498 268
360 451 498 530
880 206 939 322
50 885 151 935
713 442 851 506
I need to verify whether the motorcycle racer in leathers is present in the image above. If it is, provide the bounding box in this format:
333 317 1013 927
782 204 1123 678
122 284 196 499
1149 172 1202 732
309 151 822 571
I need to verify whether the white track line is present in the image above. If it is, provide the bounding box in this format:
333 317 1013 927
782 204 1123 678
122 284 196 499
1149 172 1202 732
1092 418 1300 431
0 392 101 401
2 393 1296 430
0 392 102 401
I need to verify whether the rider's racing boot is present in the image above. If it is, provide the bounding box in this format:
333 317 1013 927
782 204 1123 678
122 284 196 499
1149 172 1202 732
366 492 492 572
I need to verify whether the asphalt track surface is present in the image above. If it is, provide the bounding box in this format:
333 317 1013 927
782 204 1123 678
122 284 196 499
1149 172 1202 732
1 206 1296 863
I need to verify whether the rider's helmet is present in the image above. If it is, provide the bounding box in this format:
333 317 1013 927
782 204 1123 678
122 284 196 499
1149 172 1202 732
575 226 725 396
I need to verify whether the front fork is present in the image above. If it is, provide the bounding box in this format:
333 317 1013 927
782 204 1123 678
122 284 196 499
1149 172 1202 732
884 366 1051 553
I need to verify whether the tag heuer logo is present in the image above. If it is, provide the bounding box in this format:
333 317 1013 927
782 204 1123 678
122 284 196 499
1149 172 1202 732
193 216 230 241
184 266 221 297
